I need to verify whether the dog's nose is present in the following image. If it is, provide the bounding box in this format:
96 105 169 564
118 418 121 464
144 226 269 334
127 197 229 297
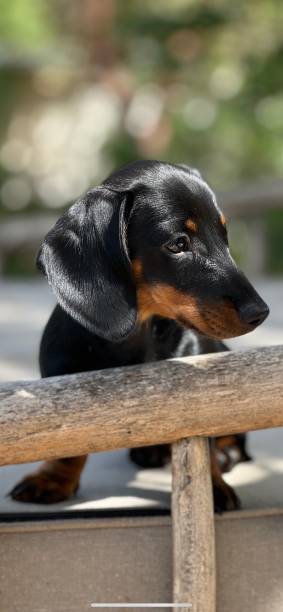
238 302 269 327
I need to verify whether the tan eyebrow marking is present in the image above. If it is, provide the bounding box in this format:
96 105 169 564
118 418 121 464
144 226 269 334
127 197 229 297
185 218 198 233
220 212 226 226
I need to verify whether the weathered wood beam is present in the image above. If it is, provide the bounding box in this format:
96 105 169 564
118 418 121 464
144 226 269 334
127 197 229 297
172 437 216 612
0 345 282 466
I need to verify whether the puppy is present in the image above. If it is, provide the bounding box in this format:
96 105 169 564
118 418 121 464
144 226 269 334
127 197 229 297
10 160 269 511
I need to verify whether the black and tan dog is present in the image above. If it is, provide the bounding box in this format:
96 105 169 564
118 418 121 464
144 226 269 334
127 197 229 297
10 160 269 511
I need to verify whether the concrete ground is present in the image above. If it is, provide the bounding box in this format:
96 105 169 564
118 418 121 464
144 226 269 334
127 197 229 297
0 278 283 514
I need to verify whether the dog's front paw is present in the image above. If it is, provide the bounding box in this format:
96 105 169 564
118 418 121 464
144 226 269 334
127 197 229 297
213 480 241 514
9 473 78 504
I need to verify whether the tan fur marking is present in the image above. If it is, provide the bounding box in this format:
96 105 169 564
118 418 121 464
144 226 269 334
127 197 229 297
220 212 226 227
132 258 143 281
185 218 198 233
215 435 238 450
132 258 252 339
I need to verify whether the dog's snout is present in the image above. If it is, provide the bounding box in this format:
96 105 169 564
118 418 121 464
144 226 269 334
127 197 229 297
237 301 269 328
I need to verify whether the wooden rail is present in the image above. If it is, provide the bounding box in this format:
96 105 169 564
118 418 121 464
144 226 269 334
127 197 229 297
0 344 282 466
1 343 282 612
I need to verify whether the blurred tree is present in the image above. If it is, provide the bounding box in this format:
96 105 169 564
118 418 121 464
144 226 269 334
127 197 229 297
0 0 283 272
0 0 54 48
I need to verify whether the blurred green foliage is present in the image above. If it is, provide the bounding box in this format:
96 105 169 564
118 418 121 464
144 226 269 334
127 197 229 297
0 0 282 274
0 0 54 48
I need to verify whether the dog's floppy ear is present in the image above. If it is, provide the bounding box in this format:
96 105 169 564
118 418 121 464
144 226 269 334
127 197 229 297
37 186 137 341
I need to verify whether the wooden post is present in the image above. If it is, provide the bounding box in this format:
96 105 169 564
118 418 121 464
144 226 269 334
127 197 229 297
172 437 216 612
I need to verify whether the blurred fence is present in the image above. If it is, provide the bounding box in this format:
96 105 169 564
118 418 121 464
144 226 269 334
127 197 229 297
0 177 282 276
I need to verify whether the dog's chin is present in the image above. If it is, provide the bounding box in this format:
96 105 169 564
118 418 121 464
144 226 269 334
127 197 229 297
177 315 250 341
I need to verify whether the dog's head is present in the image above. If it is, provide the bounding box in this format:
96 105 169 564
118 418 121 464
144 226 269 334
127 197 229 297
38 160 269 341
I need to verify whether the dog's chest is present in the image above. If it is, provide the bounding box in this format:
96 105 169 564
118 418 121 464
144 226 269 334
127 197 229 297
143 318 201 362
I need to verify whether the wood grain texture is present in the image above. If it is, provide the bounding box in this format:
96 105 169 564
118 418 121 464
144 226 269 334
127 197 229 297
172 437 215 612
0 345 283 466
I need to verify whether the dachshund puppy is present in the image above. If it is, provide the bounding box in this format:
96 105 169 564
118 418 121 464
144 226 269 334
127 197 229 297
10 160 269 511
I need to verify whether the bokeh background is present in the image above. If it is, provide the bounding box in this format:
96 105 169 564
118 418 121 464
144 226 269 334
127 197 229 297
0 0 283 275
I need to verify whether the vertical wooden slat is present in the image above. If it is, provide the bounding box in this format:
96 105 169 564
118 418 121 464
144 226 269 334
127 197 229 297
172 437 216 612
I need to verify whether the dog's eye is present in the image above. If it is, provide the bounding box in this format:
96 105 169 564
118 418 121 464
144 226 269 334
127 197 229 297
166 235 190 254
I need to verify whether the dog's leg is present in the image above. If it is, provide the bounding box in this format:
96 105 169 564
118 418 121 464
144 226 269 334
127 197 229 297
215 433 252 473
130 441 240 512
129 444 171 468
9 456 87 504
210 441 240 513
